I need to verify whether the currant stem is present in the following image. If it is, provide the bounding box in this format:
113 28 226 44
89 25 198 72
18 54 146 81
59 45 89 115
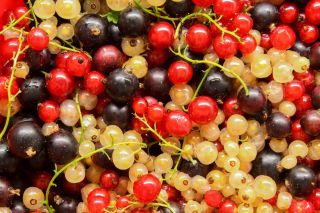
74 92 85 143
48 41 92 60
27 0 38 27
0 33 24 141
192 64 215 100
0 10 32 35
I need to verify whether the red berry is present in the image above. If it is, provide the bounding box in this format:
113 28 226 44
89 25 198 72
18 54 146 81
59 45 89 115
0 38 26 63
219 200 237 213
279 3 299 24
294 69 315 92
87 188 110 213
192 0 213 7
294 94 313 117
205 190 223 208
100 170 119 190
148 22 174 49
284 80 305 101
147 104 165 122
38 100 60 123
46 68 75 97
223 97 243 118
55 51 72 69
168 60 193 84
27 28 49 51
214 0 242 19
188 96 218 125
12 6 30 27
211 19 230 36
305 0 320 25
308 189 320 210
147 48 169 67
289 199 315 213
133 174 161 203
299 24 319 44
161 183 180 201
186 24 212 53
238 34 257 55
66 52 91 77
213 34 237 59
32 171 52 191
132 97 148 115
144 96 158 107
84 71 106 95
165 111 192 137
0 76 19 99
116 196 130 208
231 13 253 35
270 25 296 50
291 119 311 142
260 32 272 50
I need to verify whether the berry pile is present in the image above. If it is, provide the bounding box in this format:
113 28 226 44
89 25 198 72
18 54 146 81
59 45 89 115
0 0 320 212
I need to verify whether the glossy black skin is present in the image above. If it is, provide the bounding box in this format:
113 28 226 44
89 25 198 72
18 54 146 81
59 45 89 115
177 48 206 80
300 110 320 136
310 42 320 69
106 68 139 103
10 198 28 213
291 39 311 58
54 196 78 213
19 76 47 108
91 143 115 169
0 176 12 207
103 102 131 129
178 159 210 177
266 112 292 138
0 141 20 174
286 165 316 197
165 0 194 17
251 148 283 181
238 86 266 115
199 68 233 101
158 202 182 213
26 48 51 70
75 14 109 49
8 121 45 159
27 149 51 170
46 129 78 165
311 86 320 109
108 24 122 47
248 101 272 124
118 8 149 37
144 67 172 102
251 2 279 31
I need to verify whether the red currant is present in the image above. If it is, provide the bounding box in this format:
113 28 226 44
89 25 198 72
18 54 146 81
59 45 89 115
289 199 315 213
231 13 253 35
27 28 49 51
214 0 242 19
223 97 243 118
0 76 19 99
186 24 212 53
116 196 130 209
84 71 106 95
161 183 180 201
165 111 192 137
148 22 174 49
168 60 193 84
87 188 110 213
219 200 237 213
147 48 168 67
213 34 237 59
55 51 72 69
192 0 213 7
211 19 230 37
0 38 26 63
46 68 75 97
32 171 52 191
66 52 91 77
260 32 272 50
308 189 320 210
133 174 161 203
144 96 158 107
100 170 119 190
205 190 223 208
294 94 313 117
305 0 320 25
299 24 319 44
38 100 60 123
147 104 165 122
284 80 305 101
132 97 148 115
188 96 218 125
291 119 311 142
270 25 296 50
11 6 30 27
294 69 315 92
279 3 299 24
238 34 257 55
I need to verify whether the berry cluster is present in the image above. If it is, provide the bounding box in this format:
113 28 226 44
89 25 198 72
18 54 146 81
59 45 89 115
0 0 320 212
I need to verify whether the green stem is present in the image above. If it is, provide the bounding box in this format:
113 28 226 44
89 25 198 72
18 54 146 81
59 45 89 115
74 93 85 143
48 42 92 60
192 64 215 100
27 0 38 27
0 10 32 35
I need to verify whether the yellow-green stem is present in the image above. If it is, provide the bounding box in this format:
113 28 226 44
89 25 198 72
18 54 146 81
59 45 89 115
27 0 38 27
192 64 215 100
74 92 85 143
0 10 32 35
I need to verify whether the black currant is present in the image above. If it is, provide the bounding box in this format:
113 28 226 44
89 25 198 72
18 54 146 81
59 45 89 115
291 39 311 58
10 198 28 213
102 102 131 130
118 7 149 37
54 196 78 213
237 86 266 115
300 110 320 136
158 202 182 213
310 42 320 69
266 112 292 138
0 176 13 207
0 141 20 174
91 143 115 169
165 0 194 17
251 2 279 31
19 76 47 108
26 48 51 71
178 159 210 178
311 86 320 109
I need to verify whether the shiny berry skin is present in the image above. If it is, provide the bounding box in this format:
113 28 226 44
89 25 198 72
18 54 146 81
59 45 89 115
214 0 242 19
162 184 180 201
27 28 49 51
311 86 320 108
238 86 266 115
168 60 193 84
289 199 315 213
93 45 125 73
84 71 106 95
87 188 110 213
300 110 320 136
147 48 169 67
132 97 148 115
291 119 311 142
205 190 222 208
219 200 237 213
231 13 253 35
116 196 130 208
270 25 296 50
210 19 230 36
192 0 213 7
38 100 60 123
147 104 165 122
0 38 25 63
0 76 19 99
299 24 319 44
238 34 257 55
46 68 75 97
100 170 119 190
223 97 243 118
133 174 161 203
260 32 272 50
165 111 192 137
32 171 52 191
266 112 292 138
284 80 305 101
308 189 320 210
305 0 320 25
294 70 315 92
251 2 279 31
213 34 237 59
7 6 30 27
294 94 313 117
279 3 299 24
66 52 91 77
148 22 174 49
55 51 72 69
188 96 218 125
186 24 212 53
